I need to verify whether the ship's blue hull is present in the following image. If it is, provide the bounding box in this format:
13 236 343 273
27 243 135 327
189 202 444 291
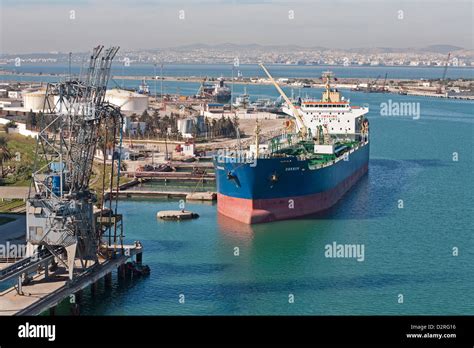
214 142 369 224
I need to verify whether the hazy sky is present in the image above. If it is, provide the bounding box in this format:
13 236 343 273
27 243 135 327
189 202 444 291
1 0 472 53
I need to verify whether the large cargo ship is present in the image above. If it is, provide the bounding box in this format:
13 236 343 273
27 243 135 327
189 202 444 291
213 65 370 224
199 77 231 103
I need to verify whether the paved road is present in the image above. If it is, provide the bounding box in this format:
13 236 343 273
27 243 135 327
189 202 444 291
0 214 26 244
0 187 29 200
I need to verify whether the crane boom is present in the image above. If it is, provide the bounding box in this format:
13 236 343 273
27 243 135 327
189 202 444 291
259 63 308 138
437 53 451 94
442 53 451 81
381 73 388 91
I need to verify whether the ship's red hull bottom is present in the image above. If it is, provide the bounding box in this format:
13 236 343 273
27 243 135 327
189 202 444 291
217 163 368 224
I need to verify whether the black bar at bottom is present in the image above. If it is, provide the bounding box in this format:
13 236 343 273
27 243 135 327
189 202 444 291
0 316 472 346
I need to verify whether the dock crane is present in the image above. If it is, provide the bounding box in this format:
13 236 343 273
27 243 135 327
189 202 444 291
259 63 308 139
27 46 125 280
368 75 381 92
197 76 207 98
436 53 451 94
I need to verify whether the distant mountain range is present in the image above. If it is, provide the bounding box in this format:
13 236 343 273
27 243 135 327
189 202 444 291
346 45 464 54
166 43 466 54
421 45 464 53
168 43 327 51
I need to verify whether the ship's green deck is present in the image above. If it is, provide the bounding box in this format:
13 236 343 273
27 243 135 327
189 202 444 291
273 139 362 167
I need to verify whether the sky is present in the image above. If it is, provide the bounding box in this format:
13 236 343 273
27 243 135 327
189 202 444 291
0 0 472 54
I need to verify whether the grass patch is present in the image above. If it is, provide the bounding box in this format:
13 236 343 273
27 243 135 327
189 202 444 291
2 134 133 196
90 163 134 199
0 199 25 213
1 133 37 186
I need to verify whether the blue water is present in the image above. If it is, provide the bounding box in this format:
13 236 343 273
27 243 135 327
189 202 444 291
2 64 472 103
2 62 473 80
70 93 474 315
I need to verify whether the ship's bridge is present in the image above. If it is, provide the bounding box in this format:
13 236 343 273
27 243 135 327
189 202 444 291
301 101 351 111
283 101 368 136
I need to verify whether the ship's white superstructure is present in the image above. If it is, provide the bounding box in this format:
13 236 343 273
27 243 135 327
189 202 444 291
282 72 369 137
283 100 368 136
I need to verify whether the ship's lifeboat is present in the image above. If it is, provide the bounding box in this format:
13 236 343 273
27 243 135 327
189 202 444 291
284 119 295 131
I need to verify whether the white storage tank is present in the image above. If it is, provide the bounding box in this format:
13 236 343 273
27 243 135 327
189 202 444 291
105 89 148 113
23 90 52 112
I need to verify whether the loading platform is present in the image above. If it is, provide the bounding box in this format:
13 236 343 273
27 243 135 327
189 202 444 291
0 243 143 316
108 190 217 201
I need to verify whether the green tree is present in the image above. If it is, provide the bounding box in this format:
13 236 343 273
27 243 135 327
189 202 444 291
0 136 12 178
211 119 217 138
139 110 150 123
5 121 17 134
191 122 200 138
27 110 37 130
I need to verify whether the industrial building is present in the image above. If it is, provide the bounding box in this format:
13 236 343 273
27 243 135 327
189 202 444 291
123 117 146 136
0 98 22 108
177 115 206 138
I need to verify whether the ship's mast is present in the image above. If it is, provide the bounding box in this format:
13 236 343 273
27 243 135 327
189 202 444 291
325 72 331 102
254 120 261 158
322 71 339 102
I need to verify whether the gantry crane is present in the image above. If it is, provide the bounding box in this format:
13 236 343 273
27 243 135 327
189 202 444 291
26 46 125 280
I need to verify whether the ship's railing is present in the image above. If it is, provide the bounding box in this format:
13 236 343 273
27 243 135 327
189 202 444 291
307 139 369 170
222 132 368 164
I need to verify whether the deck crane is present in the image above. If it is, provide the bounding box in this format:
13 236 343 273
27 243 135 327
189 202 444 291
437 53 451 94
259 63 308 139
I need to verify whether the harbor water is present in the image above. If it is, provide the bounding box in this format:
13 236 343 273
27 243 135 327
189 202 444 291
3 63 472 315
70 93 474 315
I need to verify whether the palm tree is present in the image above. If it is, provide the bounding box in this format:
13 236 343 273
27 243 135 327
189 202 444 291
0 137 12 178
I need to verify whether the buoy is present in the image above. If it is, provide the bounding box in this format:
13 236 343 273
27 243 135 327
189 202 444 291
157 210 199 221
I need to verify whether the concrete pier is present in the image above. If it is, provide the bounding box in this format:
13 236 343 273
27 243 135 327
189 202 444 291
0 243 143 316
110 190 217 201
104 272 112 287
91 280 98 296
186 192 217 201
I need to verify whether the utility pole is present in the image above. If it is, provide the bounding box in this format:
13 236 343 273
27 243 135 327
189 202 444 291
231 65 234 114
161 63 164 109
154 62 157 100
122 64 125 89
68 52 72 79
165 132 169 161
